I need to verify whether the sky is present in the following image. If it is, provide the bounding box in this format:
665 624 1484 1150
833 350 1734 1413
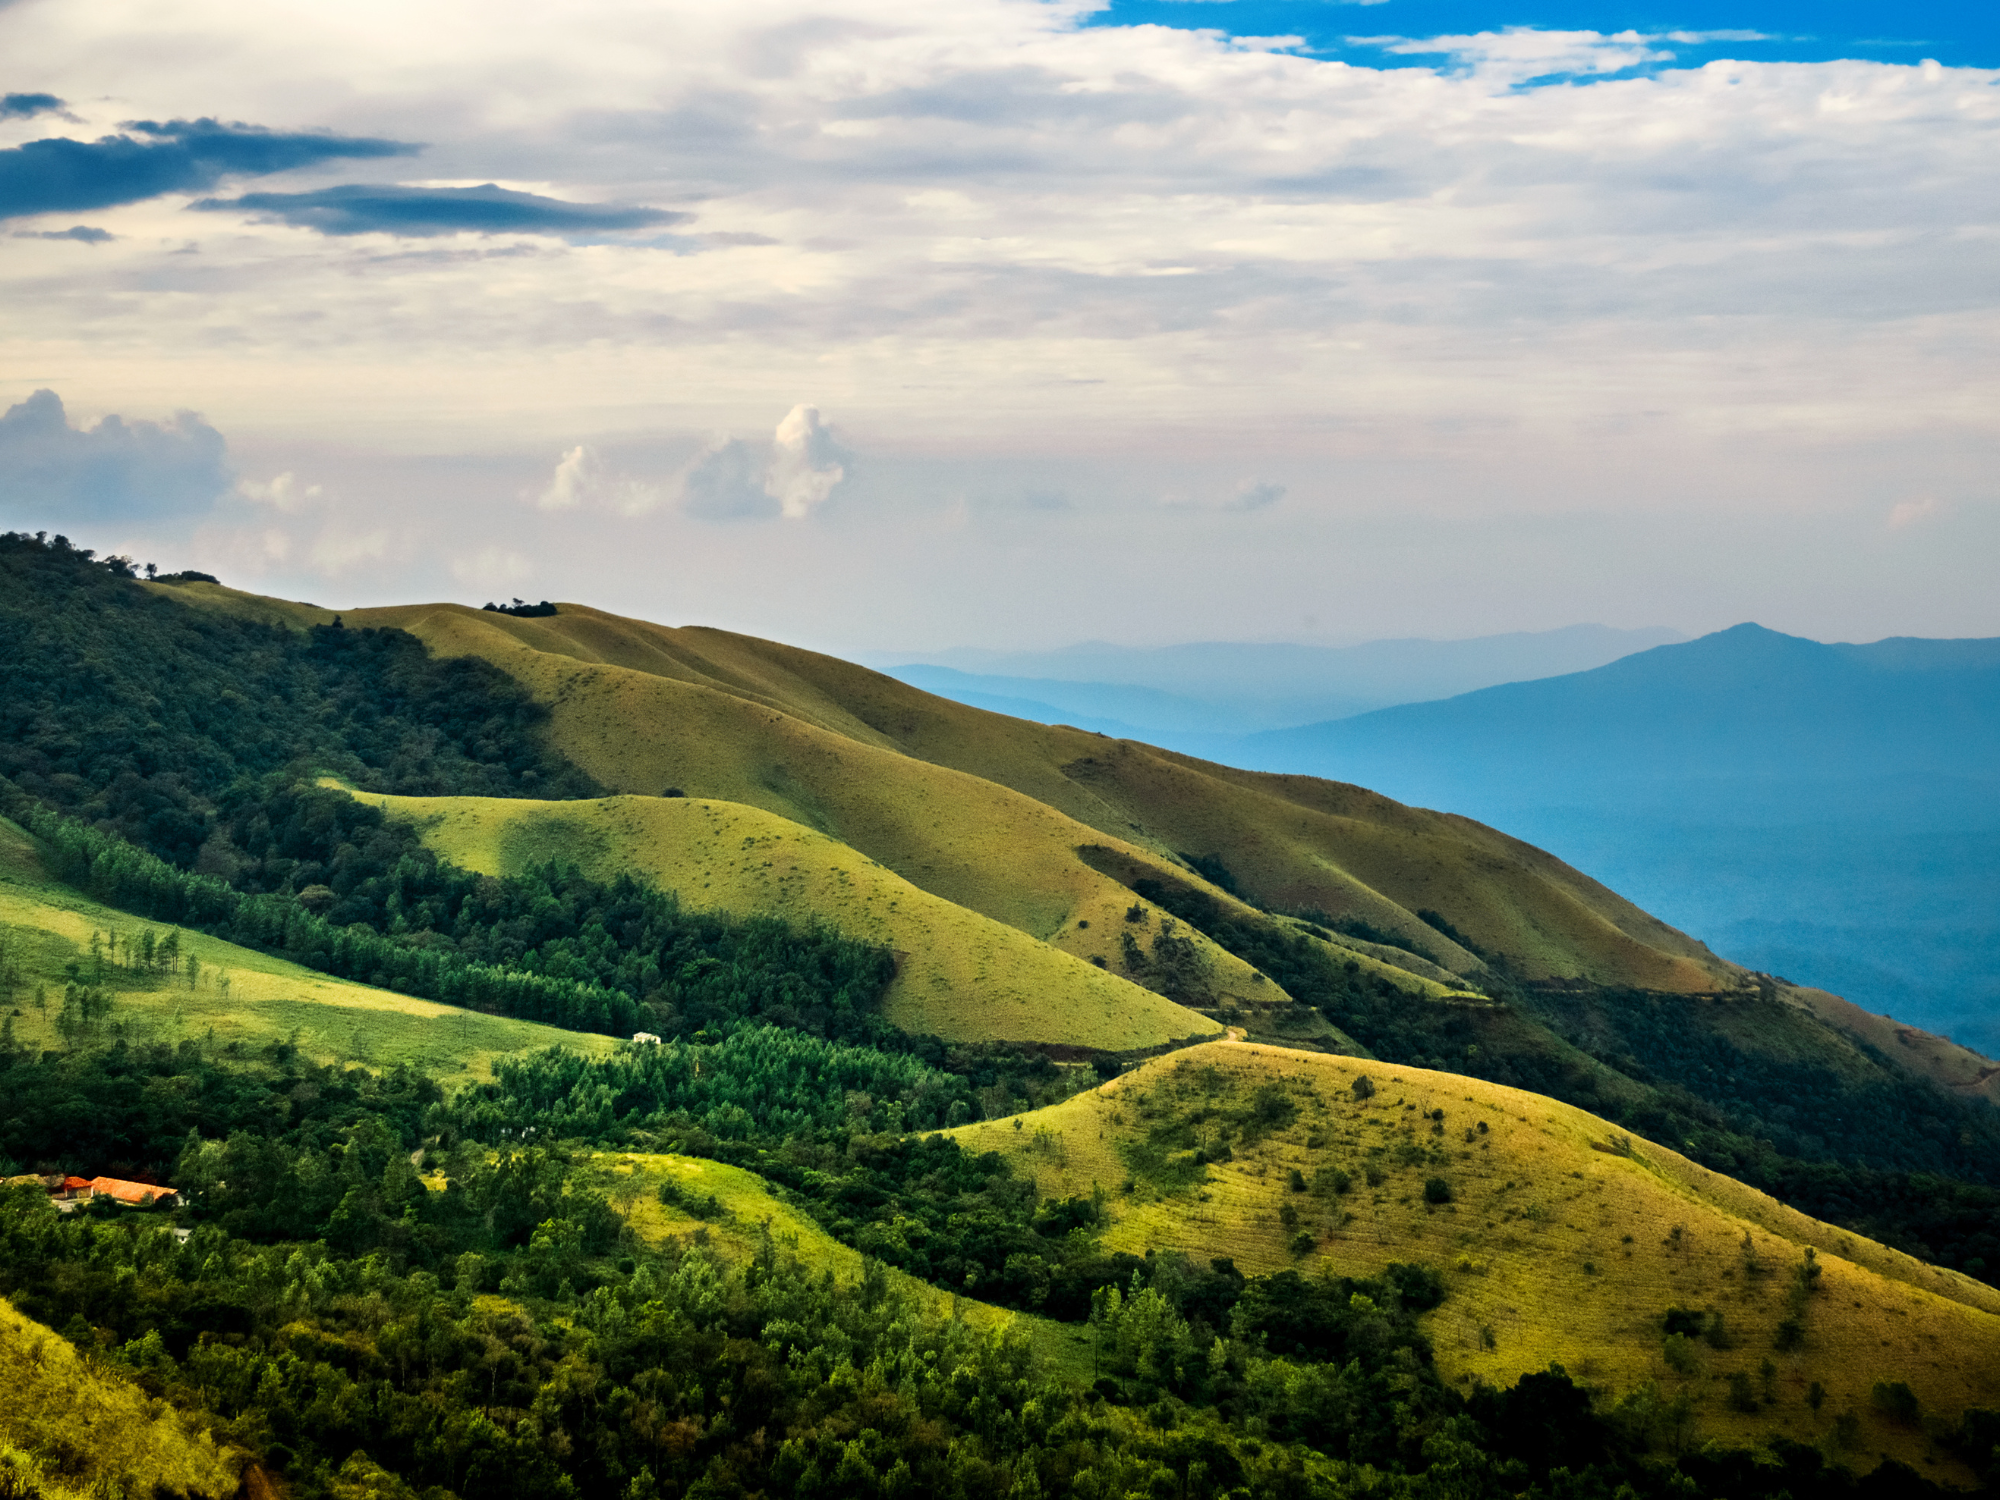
1 0 1995 654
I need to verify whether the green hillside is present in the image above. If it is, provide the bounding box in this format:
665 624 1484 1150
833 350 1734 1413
348 788 1223 1051
0 1291 243 1500
956 1039 2000 1481
2 535 1999 1495
0 814 617 1077
326 599 1732 994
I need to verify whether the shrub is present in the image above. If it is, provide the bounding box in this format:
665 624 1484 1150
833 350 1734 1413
1423 1177 1452 1205
1872 1380 1921 1426
1662 1334 1700 1376
1351 1075 1376 1101
1288 1231 1315 1258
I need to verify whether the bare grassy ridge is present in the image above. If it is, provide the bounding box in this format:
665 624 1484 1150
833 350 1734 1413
353 789 1220 1052
272 597 1726 995
954 1040 2000 1480
0 1293 241 1498
0 816 616 1077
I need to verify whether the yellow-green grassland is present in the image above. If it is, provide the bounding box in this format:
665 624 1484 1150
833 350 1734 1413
0 814 614 1078
159 586 1734 998
347 787 1224 1052
0 1286 242 1498
953 1039 2000 1480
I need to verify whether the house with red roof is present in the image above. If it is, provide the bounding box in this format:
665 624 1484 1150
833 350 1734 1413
85 1176 178 1209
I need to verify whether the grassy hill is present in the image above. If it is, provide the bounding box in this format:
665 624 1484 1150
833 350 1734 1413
155 587 1729 997
953 1039 2000 1480
603 1149 1094 1379
0 1290 242 1499
349 787 1223 1052
0 815 615 1077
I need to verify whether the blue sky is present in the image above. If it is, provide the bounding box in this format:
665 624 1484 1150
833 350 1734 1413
1091 0 1997 69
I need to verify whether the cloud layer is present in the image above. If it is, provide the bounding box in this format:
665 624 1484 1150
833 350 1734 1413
0 389 231 522
0 118 411 220
201 182 685 238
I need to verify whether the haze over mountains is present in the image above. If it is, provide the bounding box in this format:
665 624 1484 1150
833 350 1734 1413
890 622 2000 1055
874 624 1685 739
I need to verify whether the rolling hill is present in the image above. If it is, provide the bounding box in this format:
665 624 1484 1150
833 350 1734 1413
955 1038 2000 1482
169 586 1733 999
13 540 2000 1495
0 813 617 1079
1237 623 2000 1055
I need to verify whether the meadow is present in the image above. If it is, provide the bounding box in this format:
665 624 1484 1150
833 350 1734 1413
0 815 615 1078
954 1038 2000 1482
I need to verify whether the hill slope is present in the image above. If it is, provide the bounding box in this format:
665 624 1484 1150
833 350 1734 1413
0 1290 242 1499
1238 623 2000 1053
352 789 1222 1052
0 814 615 1079
955 1038 2000 1479
256 593 1738 998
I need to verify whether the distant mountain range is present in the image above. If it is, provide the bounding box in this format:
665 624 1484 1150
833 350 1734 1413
1235 624 2000 1055
873 624 1685 737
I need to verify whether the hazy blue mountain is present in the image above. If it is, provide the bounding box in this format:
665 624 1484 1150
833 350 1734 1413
875 623 1683 734
1237 624 2000 1054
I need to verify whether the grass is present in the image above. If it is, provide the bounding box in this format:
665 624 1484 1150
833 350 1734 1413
351 787 1219 1052
153 582 1750 1003
161 586 1729 1002
597 1150 1094 1381
0 1289 242 1498
951 1038 2000 1480
0 816 616 1078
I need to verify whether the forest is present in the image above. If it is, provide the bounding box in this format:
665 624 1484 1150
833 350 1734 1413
0 1034 1991 1500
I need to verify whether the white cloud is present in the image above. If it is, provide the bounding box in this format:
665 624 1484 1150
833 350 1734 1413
453 544 532 587
1366 27 1674 81
678 436 774 521
535 444 667 515
0 388 232 523
536 445 597 511
237 471 323 512
1887 496 1940 530
765 405 848 520
2 3 1997 638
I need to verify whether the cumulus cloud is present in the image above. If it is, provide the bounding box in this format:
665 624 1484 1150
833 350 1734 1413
0 388 232 521
638 409 854 522
535 445 666 515
199 182 687 239
237 471 323 512
678 437 775 520
766 405 848 520
537 445 597 511
0 118 412 221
